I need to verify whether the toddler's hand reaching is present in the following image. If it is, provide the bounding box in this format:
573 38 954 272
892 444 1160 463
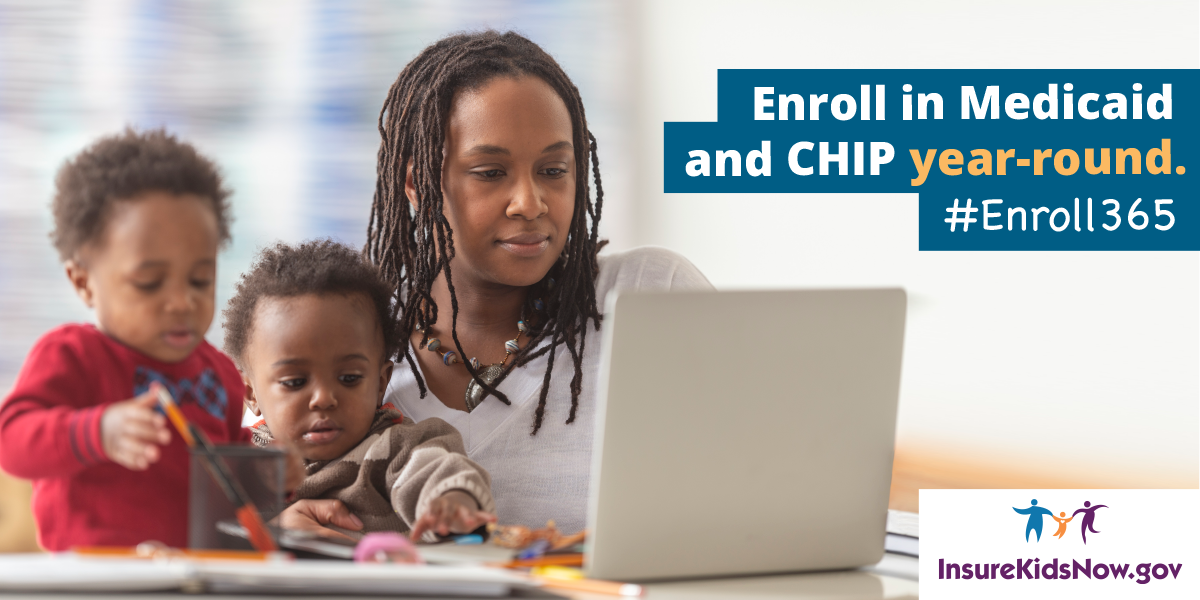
409 490 496 542
101 386 171 470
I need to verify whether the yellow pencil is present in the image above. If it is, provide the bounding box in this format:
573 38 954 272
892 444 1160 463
534 576 644 597
529 566 643 597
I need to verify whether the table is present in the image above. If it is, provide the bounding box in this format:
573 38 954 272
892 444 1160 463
579 553 919 600
0 553 918 599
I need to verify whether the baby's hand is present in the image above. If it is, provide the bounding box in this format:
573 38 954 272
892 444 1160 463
409 490 497 542
101 387 171 470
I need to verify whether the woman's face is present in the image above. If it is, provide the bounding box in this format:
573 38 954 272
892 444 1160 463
420 75 576 288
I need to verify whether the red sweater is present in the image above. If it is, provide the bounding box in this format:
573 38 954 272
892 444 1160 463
0 324 249 551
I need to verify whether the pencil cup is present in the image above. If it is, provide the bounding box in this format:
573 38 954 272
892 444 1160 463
188 445 285 550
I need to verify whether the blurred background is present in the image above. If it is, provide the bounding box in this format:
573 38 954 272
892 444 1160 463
0 0 1196 551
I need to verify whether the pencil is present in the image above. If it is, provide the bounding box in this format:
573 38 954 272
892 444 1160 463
504 553 585 568
154 385 278 552
74 546 284 562
533 576 644 597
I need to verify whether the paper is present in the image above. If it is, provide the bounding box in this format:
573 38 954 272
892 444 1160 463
195 560 525 596
0 554 190 592
0 553 528 597
886 509 919 539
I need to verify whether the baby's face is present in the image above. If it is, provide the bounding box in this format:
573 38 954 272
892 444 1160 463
242 293 392 462
68 191 218 362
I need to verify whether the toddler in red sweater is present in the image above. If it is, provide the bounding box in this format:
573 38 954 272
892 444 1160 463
0 129 247 551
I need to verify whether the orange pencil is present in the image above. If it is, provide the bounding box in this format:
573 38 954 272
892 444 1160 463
74 545 285 562
504 553 585 568
154 385 277 552
156 386 195 447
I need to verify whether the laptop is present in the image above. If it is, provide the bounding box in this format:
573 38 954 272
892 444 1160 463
585 289 906 581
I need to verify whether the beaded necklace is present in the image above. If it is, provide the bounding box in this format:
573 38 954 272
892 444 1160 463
420 298 543 412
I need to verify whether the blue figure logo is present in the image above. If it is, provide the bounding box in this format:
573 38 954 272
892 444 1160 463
1013 499 1054 542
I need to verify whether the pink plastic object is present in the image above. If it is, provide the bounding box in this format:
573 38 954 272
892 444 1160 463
353 532 424 564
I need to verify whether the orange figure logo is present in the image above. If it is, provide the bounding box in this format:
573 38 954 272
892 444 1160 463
1050 511 1074 539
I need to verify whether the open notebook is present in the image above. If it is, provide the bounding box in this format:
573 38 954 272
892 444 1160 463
0 553 532 596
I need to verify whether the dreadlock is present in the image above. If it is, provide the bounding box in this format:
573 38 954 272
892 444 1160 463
366 31 605 435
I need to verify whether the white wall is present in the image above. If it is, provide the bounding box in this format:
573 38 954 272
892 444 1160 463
631 0 1199 483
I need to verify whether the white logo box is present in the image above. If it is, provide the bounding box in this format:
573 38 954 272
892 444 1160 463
920 489 1198 600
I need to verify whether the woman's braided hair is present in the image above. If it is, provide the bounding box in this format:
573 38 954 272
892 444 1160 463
366 31 605 434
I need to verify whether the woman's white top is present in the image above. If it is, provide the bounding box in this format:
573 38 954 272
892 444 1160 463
384 246 713 531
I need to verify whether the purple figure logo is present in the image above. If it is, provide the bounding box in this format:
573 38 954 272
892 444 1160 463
1012 499 1054 542
1070 500 1108 544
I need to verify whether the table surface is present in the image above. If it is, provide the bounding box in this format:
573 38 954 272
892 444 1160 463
566 553 918 600
0 553 918 600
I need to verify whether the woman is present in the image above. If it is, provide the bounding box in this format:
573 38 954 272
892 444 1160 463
286 30 710 536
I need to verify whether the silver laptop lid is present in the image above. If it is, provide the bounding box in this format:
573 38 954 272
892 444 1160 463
586 289 906 581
